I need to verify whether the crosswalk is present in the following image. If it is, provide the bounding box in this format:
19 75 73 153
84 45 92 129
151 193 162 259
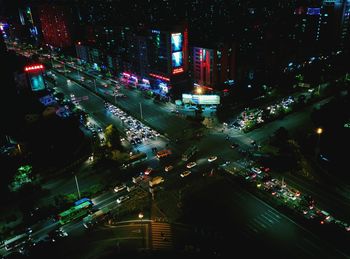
151 222 173 251
244 209 282 237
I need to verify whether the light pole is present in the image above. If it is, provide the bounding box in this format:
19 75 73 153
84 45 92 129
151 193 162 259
138 212 144 248
315 127 323 159
139 103 143 120
50 55 54 68
93 79 97 92
74 174 81 199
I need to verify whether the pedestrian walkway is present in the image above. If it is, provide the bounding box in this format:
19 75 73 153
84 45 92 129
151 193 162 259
150 222 173 251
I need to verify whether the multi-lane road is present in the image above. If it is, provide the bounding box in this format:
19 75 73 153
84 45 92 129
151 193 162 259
3 43 350 258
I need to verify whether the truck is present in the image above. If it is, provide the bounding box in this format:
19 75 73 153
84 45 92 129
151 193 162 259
149 176 164 187
83 208 109 228
121 152 147 168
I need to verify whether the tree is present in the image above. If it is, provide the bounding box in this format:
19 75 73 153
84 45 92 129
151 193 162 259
10 165 33 192
104 124 122 150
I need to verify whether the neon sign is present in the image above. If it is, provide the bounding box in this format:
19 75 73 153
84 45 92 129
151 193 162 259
149 73 170 82
307 8 320 15
172 67 184 74
24 64 44 72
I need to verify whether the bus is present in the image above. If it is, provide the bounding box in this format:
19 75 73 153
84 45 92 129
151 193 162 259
121 152 147 168
58 200 93 225
182 146 198 161
74 197 93 207
156 149 172 159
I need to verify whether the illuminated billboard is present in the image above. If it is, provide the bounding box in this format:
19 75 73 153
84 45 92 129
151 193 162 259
182 94 220 105
307 8 320 15
172 51 183 68
171 33 183 52
28 72 45 91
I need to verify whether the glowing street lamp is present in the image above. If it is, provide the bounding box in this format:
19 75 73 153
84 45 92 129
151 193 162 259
315 127 323 159
316 127 323 135
195 87 203 94
138 212 144 248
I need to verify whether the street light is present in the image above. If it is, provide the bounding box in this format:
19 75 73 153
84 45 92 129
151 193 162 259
139 103 143 120
74 174 81 199
93 79 97 92
138 212 144 248
315 127 323 159
316 127 323 135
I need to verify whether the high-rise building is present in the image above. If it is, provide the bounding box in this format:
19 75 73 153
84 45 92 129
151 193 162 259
193 42 236 91
147 25 189 97
38 4 74 48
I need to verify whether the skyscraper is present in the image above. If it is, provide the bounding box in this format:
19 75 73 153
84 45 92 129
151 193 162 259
193 42 236 91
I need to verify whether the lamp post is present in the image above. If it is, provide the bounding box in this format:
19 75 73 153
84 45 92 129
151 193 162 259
93 79 97 92
138 212 144 248
74 174 81 199
315 127 323 159
139 103 143 120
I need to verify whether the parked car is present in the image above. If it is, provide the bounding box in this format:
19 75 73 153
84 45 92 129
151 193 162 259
180 171 191 178
186 162 197 169
165 165 174 172
117 195 130 204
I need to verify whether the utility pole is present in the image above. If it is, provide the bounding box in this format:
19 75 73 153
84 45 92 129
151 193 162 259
93 79 97 92
74 174 81 199
139 103 143 120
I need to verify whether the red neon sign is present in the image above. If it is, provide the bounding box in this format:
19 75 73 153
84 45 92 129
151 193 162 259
172 67 184 74
24 64 44 72
149 73 170 82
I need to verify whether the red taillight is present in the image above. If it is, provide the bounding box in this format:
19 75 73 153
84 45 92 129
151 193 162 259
320 221 324 224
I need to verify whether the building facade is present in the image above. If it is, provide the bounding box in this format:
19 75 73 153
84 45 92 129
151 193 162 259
38 4 73 48
193 42 236 91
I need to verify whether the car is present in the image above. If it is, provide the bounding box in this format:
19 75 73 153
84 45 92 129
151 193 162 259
220 161 231 167
127 185 136 192
251 167 262 174
132 174 144 184
231 143 239 149
180 171 191 178
165 165 174 172
144 167 153 175
208 156 217 162
117 195 130 204
114 184 126 193
186 162 197 169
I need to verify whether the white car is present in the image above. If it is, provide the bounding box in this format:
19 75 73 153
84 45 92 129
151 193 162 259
251 167 262 174
186 162 197 169
165 165 174 172
114 184 126 193
208 156 217 162
180 171 191 178
117 195 130 204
